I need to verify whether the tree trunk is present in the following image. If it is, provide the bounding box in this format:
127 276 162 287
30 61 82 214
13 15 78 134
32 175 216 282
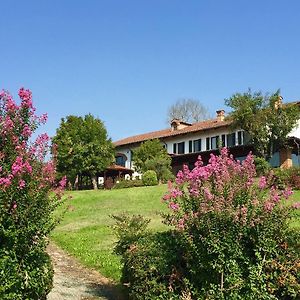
74 175 79 190
91 176 98 190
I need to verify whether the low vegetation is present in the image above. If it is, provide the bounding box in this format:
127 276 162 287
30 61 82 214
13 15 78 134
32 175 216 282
51 185 168 281
114 149 300 299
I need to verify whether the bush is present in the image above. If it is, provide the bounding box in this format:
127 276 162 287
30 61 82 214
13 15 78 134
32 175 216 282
114 179 143 189
0 88 65 299
254 156 271 176
120 231 187 300
114 148 300 299
142 170 158 186
112 214 187 299
273 167 300 190
111 213 150 255
162 148 300 299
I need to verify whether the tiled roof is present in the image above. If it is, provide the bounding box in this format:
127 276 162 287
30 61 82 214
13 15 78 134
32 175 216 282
114 118 233 147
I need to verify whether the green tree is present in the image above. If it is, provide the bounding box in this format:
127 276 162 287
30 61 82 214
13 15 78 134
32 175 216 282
225 89 300 160
133 139 173 183
53 114 115 189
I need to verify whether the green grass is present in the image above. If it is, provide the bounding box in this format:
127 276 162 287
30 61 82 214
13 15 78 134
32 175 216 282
289 190 300 228
51 185 168 281
51 185 300 282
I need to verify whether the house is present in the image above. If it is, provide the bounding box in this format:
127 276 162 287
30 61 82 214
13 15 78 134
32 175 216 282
114 108 300 175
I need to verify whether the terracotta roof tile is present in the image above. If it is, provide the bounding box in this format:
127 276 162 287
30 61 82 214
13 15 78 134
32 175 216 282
114 118 233 147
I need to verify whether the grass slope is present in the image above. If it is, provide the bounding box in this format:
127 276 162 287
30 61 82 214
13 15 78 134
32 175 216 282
51 185 168 281
51 185 300 282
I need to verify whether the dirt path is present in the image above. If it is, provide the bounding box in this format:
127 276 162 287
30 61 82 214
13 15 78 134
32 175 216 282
47 243 124 300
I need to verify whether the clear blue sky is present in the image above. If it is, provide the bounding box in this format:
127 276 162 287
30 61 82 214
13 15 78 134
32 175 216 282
1 1 300 141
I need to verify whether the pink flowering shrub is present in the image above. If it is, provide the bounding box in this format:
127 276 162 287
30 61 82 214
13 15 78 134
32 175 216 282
0 88 65 299
161 148 300 299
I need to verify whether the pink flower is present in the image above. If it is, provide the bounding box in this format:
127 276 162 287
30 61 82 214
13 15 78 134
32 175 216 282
18 179 26 189
292 202 300 209
19 87 33 109
282 187 293 199
178 218 185 229
258 176 267 189
264 201 275 212
22 124 32 138
59 176 67 188
169 202 180 211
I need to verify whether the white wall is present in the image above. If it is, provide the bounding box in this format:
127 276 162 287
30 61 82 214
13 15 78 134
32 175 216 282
115 128 243 170
288 119 300 138
164 128 240 154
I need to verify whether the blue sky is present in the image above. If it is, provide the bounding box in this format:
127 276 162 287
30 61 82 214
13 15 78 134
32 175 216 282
1 1 300 141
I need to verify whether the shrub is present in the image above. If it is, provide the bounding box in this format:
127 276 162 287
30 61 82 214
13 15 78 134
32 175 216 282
115 148 300 299
114 179 143 189
142 170 158 186
112 213 188 299
0 88 65 299
111 213 150 255
162 148 300 299
120 231 187 300
254 156 271 176
272 167 300 190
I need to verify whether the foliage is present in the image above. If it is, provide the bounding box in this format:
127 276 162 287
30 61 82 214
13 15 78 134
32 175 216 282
133 139 173 182
225 89 300 160
114 179 143 189
272 167 300 190
111 213 150 255
162 148 300 299
254 156 271 176
142 170 158 186
115 148 300 299
167 98 211 124
0 88 65 299
53 114 115 189
118 230 187 300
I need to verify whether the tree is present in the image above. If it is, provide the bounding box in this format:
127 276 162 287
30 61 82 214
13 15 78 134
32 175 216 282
133 139 173 183
225 89 300 160
167 99 210 124
53 114 115 190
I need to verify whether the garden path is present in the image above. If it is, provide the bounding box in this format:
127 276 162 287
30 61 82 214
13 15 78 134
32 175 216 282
47 242 124 300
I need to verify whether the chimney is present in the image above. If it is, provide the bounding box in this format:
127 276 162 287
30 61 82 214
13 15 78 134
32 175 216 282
216 110 225 122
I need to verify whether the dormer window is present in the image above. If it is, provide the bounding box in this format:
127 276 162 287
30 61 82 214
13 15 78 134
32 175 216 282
170 119 191 131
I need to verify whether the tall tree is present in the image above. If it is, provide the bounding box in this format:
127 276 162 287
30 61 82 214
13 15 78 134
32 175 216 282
225 89 300 160
167 98 210 124
133 139 173 183
53 114 115 189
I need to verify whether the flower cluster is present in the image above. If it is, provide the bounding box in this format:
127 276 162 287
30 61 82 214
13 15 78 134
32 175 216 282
163 148 296 230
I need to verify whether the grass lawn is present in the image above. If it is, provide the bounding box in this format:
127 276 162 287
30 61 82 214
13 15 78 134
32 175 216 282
51 185 168 281
51 184 300 282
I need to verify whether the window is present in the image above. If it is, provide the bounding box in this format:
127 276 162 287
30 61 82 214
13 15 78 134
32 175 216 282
221 134 226 147
173 143 177 154
237 131 243 145
189 140 193 153
177 142 185 154
226 133 236 147
116 155 126 167
206 137 210 150
193 139 202 152
211 136 219 150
